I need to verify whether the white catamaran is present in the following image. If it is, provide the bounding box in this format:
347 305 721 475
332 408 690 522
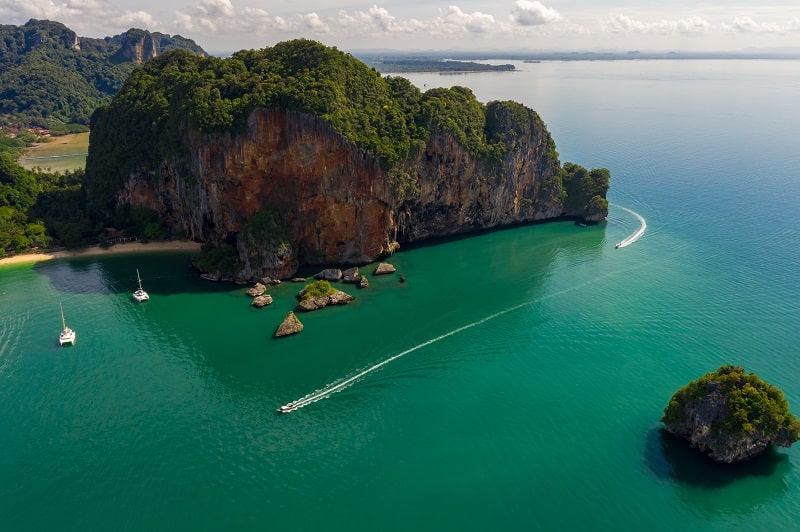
59 303 76 346
133 269 150 302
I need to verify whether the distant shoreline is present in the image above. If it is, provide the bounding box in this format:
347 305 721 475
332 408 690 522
0 240 202 267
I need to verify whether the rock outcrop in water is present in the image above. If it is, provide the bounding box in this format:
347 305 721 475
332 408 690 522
85 39 610 282
662 365 800 463
275 312 303 337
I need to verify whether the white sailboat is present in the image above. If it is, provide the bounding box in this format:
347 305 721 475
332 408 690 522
59 303 76 346
133 269 149 302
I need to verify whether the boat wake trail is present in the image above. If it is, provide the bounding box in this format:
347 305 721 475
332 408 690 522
277 303 529 413
277 206 649 414
613 204 647 249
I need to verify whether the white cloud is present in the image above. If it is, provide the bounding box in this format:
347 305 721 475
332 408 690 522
438 6 496 34
300 12 330 32
724 17 783 34
0 0 164 35
605 14 712 35
115 11 159 30
510 1 562 27
2 1 799 52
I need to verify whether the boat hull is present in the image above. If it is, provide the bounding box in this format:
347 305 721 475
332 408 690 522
59 328 76 346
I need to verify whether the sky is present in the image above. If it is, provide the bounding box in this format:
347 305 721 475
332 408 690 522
2 0 800 54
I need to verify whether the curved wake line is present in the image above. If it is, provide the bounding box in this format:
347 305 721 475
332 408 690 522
613 204 647 249
278 302 529 413
278 203 648 414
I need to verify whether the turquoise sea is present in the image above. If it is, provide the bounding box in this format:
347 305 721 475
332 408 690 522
2 59 799 530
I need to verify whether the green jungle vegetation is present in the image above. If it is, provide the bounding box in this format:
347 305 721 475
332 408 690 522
0 19 204 257
0 145 86 256
663 365 800 438
0 133 172 257
300 280 337 301
2 34 608 260
560 163 610 218
0 19 205 128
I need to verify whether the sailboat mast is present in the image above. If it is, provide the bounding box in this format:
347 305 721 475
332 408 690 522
137 269 143 290
60 303 66 330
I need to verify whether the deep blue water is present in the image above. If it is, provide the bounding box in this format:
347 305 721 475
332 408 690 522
1 59 799 530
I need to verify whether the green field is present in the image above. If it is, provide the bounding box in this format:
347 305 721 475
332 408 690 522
18 132 89 172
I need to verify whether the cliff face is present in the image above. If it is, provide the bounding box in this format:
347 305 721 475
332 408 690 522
116 106 572 280
663 381 798 463
120 31 157 63
393 120 562 244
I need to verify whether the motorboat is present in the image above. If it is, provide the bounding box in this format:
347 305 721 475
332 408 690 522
277 403 295 413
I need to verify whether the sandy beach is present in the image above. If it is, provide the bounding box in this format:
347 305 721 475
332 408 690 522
0 240 202 267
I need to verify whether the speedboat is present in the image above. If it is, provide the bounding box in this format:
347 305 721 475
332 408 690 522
277 403 295 413
615 243 622 249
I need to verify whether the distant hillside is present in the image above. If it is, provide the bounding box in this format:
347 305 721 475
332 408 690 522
0 19 206 129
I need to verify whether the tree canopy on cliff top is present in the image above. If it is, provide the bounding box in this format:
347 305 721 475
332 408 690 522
0 19 205 128
87 39 563 212
663 365 800 438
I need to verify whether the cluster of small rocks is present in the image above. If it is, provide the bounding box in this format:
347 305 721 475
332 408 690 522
242 262 398 338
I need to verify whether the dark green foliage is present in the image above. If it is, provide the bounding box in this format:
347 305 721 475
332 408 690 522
663 365 800 438
418 86 487 156
560 163 610 217
0 19 205 128
240 206 288 243
192 244 238 276
301 279 336 300
125 206 165 241
0 151 93 253
387 168 419 196
29 169 92 249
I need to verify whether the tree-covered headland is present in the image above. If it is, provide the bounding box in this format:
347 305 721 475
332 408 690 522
0 19 205 129
2 35 609 260
86 39 608 222
0 19 205 257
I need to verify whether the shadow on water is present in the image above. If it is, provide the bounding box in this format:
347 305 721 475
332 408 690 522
644 427 791 515
32 252 237 296
31 218 609 297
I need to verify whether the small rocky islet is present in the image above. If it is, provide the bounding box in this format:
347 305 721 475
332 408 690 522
662 365 800 463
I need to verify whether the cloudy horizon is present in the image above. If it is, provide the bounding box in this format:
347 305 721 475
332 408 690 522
1 0 799 54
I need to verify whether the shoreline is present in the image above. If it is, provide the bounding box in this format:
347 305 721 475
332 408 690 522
0 240 202 267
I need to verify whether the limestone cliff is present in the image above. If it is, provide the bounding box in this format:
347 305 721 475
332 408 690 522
114 105 584 281
86 40 609 281
120 31 157 63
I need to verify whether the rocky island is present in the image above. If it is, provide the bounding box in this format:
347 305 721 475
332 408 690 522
662 365 800 463
84 39 610 282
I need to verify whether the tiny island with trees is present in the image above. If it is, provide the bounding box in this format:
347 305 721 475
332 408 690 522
662 365 800 463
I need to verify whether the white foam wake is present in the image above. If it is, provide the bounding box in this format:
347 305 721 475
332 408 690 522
277 302 529 413
614 204 647 249
277 205 648 414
